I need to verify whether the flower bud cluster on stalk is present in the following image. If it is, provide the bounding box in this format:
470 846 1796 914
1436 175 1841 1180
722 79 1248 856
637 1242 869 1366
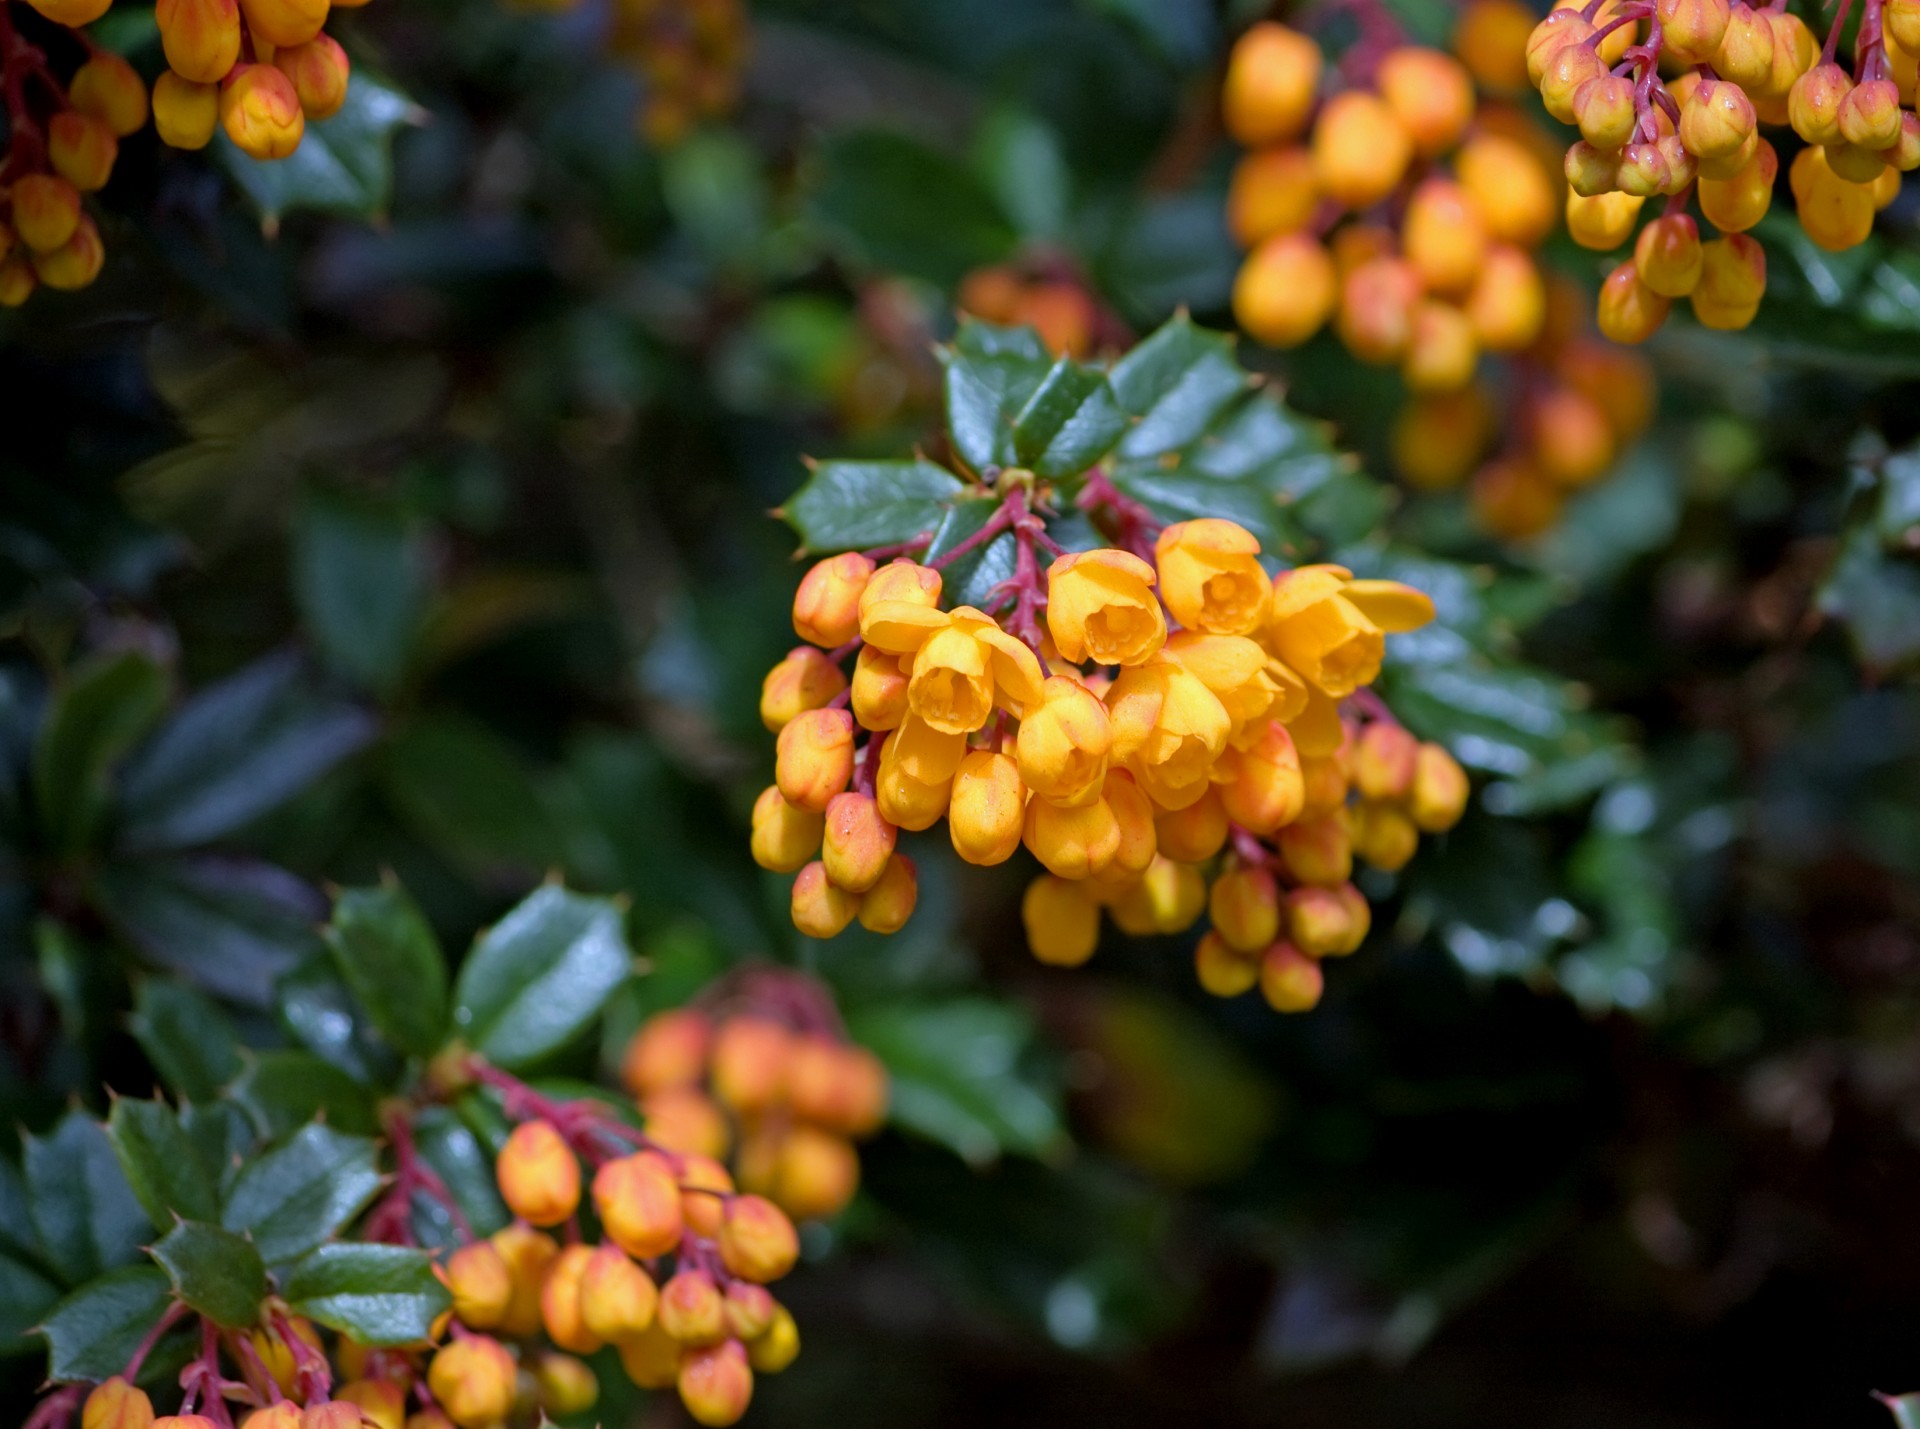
1530 0 1920 338
1221 0 1657 539
756 466 1469 1013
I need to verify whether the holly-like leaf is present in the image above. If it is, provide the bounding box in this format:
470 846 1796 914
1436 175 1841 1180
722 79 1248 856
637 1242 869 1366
943 323 1056 475
105 1098 219 1231
780 459 967 553
0 1253 59 1353
217 70 416 224
127 979 242 1105
923 495 1017 612
229 1052 378 1139
150 1221 266 1329
280 1243 449 1347
292 491 433 696
323 881 449 1057
276 956 401 1086
37 1266 173 1382
808 128 1019 287
377 717 565 880
1010 358 1128 480
450 885 633 1069
407 1106 510 1250
117 651 375 852
221 1123 383 1267
180 1102 255 1196
32 649 169 858
1106 314 1249 459
24 1111 149 1287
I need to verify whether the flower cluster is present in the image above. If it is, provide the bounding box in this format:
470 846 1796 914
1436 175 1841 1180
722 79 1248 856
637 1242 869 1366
754 487 1467 1013
1535 0 1920 339
620 969 890 1223
956 263 1105 359
604 0 746 147
0 12 146 305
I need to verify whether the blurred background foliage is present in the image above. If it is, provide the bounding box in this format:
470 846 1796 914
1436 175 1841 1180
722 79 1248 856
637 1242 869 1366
5 0 1920 1425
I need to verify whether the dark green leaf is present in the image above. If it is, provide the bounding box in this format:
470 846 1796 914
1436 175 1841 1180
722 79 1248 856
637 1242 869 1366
24 1111 149 1286
0 1253 59 1353
32 649 168 857
118 651 375 852
276 955 402 1086
180 1102 255 1194
1010 358 1128 479
377 718 564 879
972 108 1070 240
780 459 966 553
222 1123 383 1266
0 1158 36 1262
230 1052 378 1139
217 70 415 223
408 1106 510 1250
281 1243 448 1347
450 885 633 1069
808 129 1018 287
105 1099 218 1230
943 323 1055 475
323 881 448 1057
923 496 1017 611
292 491 433 696
37 1266 172 1382
127 979 242 1104
1106 314 1248 459
150 1221 266 1329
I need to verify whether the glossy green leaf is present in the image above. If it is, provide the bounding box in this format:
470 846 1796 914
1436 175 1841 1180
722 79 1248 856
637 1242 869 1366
24 1111 149 1286
323 880 448 1057
229 1052 378 1139
105 1098 218 1230
218 70 416 223
943 323 1055 475
150 1221 266 1329
808 129 1019 287
127 979 242 1105
32 649 168 858
377 717 565 879
450 885 633 1069
1010 358 1128 479
118 651 375 852
923 495 1017 612
408 1106 510 1250
281 1243 449 1347
0 1253 59 1354
221 1123 383 1266
1106 312 1248 458
293 491 433 696
180 1101 255 1195
847 1000 1066 1167
276 955 400 1086
37 1266 172 1382
780 459 967 553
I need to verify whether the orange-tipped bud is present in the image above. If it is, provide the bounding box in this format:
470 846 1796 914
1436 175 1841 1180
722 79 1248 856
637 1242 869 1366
1208 865 1281 953
679 1339 754 1427
1352 721 1418 801
850 645 910 730
874 734 951 832
1691 232 1767 330
426 1336 517 1429
1533 387 1614 488
1022 874 1100 966
1260 942 1326 1012
579 1242 659 1342
1287 884 1358 957
1789 61 1853 145
488 1222 557 1338
1696 126 1758 182
1276 812 1352 887
821 790 896 891
442 1240 512 1329
1024 789 1121 879
1453 0 1535 92
1597 260 1671 344
1402 178 1486 295
1154 785 1230 862
1233 233 1337 348
793 552 875 648
748 1304 800 1373
273 34 350 121
857 559 942 640
1698 136 1776 232
238 0 329 47
616 1322 682 1390
1614 141 1671 199
1562 139 1620 199
302 1408 361 1429
83 1379 154 1429
1108 855 1208 935
1657 0 1730 64
241 1406 301 1429
220 65 306 162
154 1419 221 1429
49 112 118 193
540 1243 603 1354
621 1007 712 1095
720 1193 801 1281
1195 928 1260 997
676 1154 736 1238
858 852 918 933
1566 191 1643 251
1223 22 1323 146
1219 719 1306 833
158 0 242 84
1377 46 1475 156
593 1151 685 1258
1524 8 1593 87
1839 78 1903 150
496 1119 580 1227
711 1015 794 1113
751 785 824 874
775 707 855 812
12 174 81 254
947 750 1026 865
1680 78 1756 161
1763 11 1820 101
659 1269 727 1346
1312 90 1413 209
1791 145 1876 251
641 1087 732 1161
1353 800 1419 871
1096 769 1158 887
1572 73 1637 150
1881 111 1920 171
1712 3 1775 88
1337 257 1422 365
153 73 220 150
1539 38 1606 123
1403 301 1479 393
766 1124 859 1221
723 1282 776 1341
793 1038 888 1136
337 1380 405 1429
70 53 149 137
1410 742 1470 832
30 215 104 292
1227 146 1319 247
760 646 847 732
1392 388 1493 491
793 860 860 937
532 1353 598 1418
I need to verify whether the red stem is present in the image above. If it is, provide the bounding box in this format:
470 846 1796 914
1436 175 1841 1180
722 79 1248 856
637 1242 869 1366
1824 0 1857 63
124 1302 189 1383
23 1386 83 1429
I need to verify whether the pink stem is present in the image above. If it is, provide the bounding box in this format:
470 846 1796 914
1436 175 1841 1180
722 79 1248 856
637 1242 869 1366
23 1386 83 1429
124 1302 189 1383
861 534 933 562
1824 0 1857 63
928 504 1016 571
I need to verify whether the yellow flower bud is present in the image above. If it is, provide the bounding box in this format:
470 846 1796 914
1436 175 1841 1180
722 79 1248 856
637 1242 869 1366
158 0 242 85
1104 654 1232 810
1277 812 1352 886
1260 941 1325 1012
274 34 351 120
69 53 149 139
1337 256 1420 365
1597 259 1671 344
751 785 823 874
617 1322 682 1389
1454 0 1534 93
578 1242 658 1342
338 1380 404 1429
1096 769 1158 886
1023 789 1121 879
716 1015 794 1115
1402 301 1480 395
1456 133 1556 247
677 1154 737 1238
1154 519 1270 635
83 1379 153 1429
11 174 80 253
886 711 966 785
641 1087 731 1161
793 552 875 648
496 1119 579 1227
770 1123 859 1221
1352 721 1418 801
1524 8 1594 88
533 1353 598 1418
1016 674 1112 806
1312 90 1412 209
1377 46 1474 156
659 1268 726 1345
1410 741 1469 832
1046 548 1166 666
1265 567 1384 698
949 750 1026 865
1792 145 1876 252
748 1304 800 1373
1691 232 1767 330
1233 233 1337 348
1226 146 1318 248
441 1240 511 1329
774 707 855 812
488 1222 557 1338
1209 865 1280 953
30 215 105 292
427 1336 516 1429
1789 61 1852 145
1402 178 1486 295
1567 192 1644 252
1217 718 1305 834
1353 799 1419 871
153 73 220 151
1284 684 1347 759
220 65 307 162
1022 874 1100 965
791 860 860 937
1288 884 1367 956
760 645 846 732
1633 214 1703 298
821 791 896 892
1300 750 1350 815
1107 855 1206 935
720 1193 800 1282
1465 245 1546 354
1222 21 1322 146
49 112 118 193
680 1339 754 1427
850 645 910 730
25 0 111 29
1195 929 1260 996
239 0 329 49
1154 785 1229 862
242 1406 300 1429
305 1401 366 1429
875 731 951 832
858 852 918 933
593 1151 684 1258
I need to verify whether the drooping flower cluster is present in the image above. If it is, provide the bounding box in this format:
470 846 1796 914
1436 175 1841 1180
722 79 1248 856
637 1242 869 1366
754 489 1469 1014
620 969 889 1223
1220 2 1656 538
1533 0 1920 339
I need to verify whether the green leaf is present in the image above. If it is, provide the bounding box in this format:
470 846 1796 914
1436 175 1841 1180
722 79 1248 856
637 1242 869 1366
943 323 1055 475
230 1052 378 1139
1106 314 1248 459
377 718 565 879
808 129 1019 287
450 885 633 1069
32 649 168 857
24 1111 149 1286
0 1253 59 1353
150 1221 266 1329
92 857 325 1008
972 107 1070 240
1819 518 1920 674
276 955 401 1086
118 651 375 852
1010 358 1128 479
846 1000 1066 1167
281 1243 449 1347
323 881 448 1057
780 459 967 553
180 1102 256 1195
292 491 433 696
408 1106 510 1250
217 70 415 223
127 980 242 1104
924 495 1017 611
222 1123 383 1266
105 1099 218 1230
37 1266 173 1382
